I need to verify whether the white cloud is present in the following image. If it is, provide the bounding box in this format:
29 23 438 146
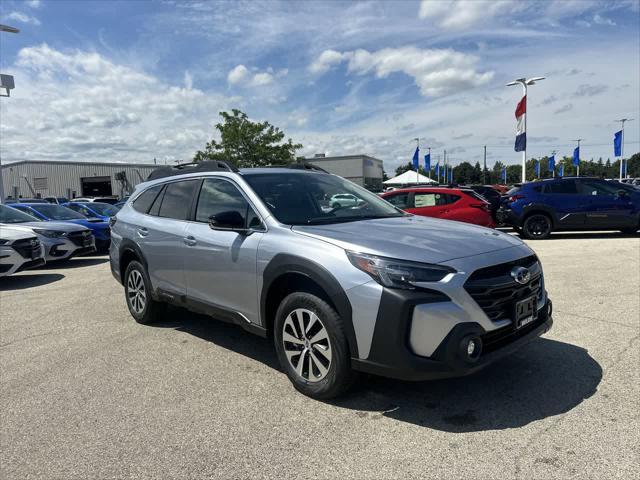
4 11 41 25
227 64 249 85
308 49 346 74
1 44 233 162
227 64 284 87
593 13 616 26
309 46 493 97
26 0 41 8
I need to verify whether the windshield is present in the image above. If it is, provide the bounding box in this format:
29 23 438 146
29 204 87 221
84 202 118 216
243 172 405 225
0 205 42 223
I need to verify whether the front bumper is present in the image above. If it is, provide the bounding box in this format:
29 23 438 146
352 297 552 381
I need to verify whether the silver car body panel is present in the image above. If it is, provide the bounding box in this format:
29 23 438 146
112 169 547 365
0 225 45 277
10 221 94 261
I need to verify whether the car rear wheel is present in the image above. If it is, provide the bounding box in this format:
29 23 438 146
124 260 165 324
522 214 553 240
274 292 356 399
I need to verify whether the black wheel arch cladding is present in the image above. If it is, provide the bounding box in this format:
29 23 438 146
261 253 359 359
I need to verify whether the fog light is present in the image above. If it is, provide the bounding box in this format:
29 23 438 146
460 335 482 362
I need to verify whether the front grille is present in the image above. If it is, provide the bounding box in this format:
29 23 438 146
12 237 41 259
464 255 542 322
68 231 92 247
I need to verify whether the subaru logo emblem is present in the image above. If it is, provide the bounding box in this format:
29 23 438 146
510 266 531 285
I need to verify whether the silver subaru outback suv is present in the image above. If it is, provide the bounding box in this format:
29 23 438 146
110 161 552 399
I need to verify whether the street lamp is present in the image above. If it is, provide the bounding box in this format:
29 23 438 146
0 24 20 204
507 77 545 183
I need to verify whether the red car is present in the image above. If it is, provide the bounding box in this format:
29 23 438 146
381 187 495 228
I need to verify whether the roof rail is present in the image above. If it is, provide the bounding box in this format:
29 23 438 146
146 160 239 180
287 162 329 173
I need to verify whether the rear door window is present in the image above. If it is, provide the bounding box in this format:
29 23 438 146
132 185 163 213
157 180 199 220
545 181 578 194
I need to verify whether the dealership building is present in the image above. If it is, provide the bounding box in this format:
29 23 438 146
0 160 158 200
306 154 384 190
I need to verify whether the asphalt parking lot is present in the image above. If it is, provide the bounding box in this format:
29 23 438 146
1 232 639 479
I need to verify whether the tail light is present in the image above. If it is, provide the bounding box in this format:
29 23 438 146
508 194 525 202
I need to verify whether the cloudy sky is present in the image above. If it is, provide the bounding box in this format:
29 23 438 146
1 0 639 173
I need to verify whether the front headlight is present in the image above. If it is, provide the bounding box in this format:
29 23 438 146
33 229 66 238
346 251 455 290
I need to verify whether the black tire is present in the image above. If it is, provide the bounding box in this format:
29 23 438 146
274 292 356 399
123 260 165 324
522 213 553 240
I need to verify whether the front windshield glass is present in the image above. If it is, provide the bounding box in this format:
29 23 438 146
85 202 118 216
0 205 42 223
243 172 405 225
30 204 87 221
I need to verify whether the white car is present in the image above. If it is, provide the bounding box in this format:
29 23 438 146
0 205 96 262
329 193 362 209
0 225 46 277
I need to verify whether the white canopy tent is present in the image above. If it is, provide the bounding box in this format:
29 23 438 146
383 170 437 185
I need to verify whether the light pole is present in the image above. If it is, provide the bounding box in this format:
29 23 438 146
0 24 20 204
615 118 634 180
507 76 545 183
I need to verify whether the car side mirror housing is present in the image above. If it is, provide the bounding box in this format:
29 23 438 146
208 210 248 232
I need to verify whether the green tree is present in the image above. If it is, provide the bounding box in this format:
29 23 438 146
194 109 303 167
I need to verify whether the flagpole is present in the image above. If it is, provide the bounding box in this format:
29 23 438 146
615 118 634 180
427 147 431 181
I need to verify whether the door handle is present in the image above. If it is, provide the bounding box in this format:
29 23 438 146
137 227 149 237
183 236 197 247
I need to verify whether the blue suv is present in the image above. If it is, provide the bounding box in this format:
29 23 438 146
497 177 640 239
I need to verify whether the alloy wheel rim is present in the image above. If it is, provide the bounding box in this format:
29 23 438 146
528 216 549 237
127 269 146 314
282 308 332 383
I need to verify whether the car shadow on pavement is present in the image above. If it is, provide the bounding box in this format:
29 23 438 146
42 256 109 270
0 273 65 290
152 308 602 433
152 306 281 370
332 338 602 432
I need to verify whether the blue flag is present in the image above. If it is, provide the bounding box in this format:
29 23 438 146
614 130 622 157
502 167 507 183
558 163 564 177
412 146 420 170
435 161 440 178
424 153 431 170
548 155 555 172
535 160 540 178
448 167 453 184
573 147 580 167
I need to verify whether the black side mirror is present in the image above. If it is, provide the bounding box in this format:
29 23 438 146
208 210 247 232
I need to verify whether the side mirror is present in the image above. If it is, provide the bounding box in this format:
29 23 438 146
208 210 247 232
617 189 628 198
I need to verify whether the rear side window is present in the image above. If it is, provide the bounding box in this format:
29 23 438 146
580 180 619 196
385 192 411 208
133 185 163 213
158 180 199 220
545 181 577 194
414 192 458 207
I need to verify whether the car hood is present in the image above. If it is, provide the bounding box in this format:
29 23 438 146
0 224 39 241
292 215 525 264
17 221 90 233
67 219 109 229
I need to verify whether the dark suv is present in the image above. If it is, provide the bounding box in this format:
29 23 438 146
498 177 640 239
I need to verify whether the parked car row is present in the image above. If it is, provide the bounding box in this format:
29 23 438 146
0 199 122 278
376 178 639 240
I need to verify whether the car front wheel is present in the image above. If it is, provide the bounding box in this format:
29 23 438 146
274 292 356 399
522 214 553 240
